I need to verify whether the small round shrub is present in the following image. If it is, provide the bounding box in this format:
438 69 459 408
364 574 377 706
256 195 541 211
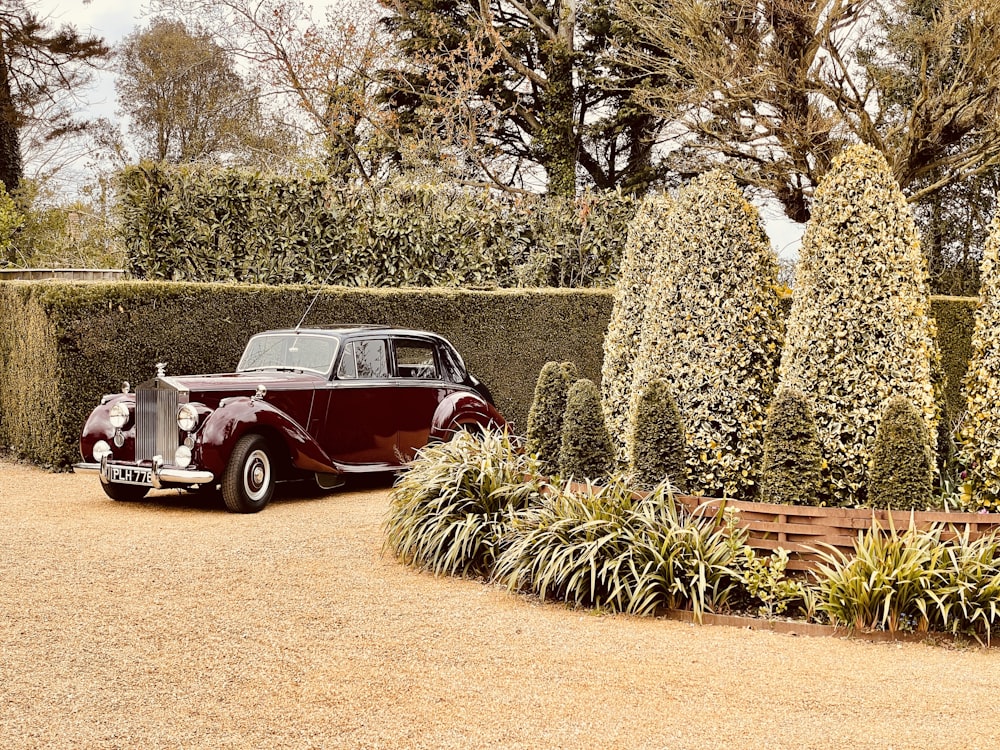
959 213 1000 510
525 360 579 475
628 378 688 492
601 193 673 464
559 378 614 481
867 395 935 510
630 170 784 499
760 387 825 506
777 144 939 506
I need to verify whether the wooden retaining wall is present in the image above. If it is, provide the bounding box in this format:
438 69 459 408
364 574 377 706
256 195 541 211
676 496 1000 572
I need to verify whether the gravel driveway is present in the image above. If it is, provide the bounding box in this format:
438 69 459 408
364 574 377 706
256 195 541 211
1 459 998 749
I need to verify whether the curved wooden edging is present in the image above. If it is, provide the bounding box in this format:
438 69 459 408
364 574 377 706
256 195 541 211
675 495 1000 572
659 609 989 647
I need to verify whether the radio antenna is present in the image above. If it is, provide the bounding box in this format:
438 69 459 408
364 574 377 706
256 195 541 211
294 264 338 331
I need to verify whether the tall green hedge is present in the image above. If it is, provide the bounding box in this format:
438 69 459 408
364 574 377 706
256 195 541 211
119 164 635 288
0 280 983 476
0 282 611 468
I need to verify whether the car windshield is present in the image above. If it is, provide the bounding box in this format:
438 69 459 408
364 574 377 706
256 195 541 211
237 333 339 375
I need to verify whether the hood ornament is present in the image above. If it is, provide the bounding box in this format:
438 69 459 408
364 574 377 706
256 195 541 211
156 362 167 378
122 381 131 394
252 384 267 402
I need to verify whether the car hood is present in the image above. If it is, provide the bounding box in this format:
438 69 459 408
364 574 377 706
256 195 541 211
153 371 328 398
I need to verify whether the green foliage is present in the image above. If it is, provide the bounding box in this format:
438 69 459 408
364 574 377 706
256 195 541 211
813 522 943 633
601 192 673 463
0 183 24 261
740 548 808 620
632 170 784 499
958 213 1000 510
760 387 826 506
119 164 635 287
558 378 614 481
525 361 579 475
384 430 542 577
813 522 1000 639
868 396 935 510
496 480 748 620
628 377 688 492
777 144 939 507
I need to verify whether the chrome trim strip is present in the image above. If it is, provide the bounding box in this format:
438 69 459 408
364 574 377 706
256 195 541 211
73 461 214 486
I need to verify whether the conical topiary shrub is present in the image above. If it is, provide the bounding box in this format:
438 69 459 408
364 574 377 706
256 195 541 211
601 193 674 465
867 396 935 510
628 378 688 492
776 144 939 507
525 361 579 475
559 378 614 481
630 170 784 499
958 213 1000 510
760 387 825 506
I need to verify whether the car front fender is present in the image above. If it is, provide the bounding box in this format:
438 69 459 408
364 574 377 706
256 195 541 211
198 397 338 477
429 391 507 441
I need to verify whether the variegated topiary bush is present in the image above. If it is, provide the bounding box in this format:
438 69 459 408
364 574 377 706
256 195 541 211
867 395 935 510
760 387 826 506
559 378 614 481
525 360 579 475
958 213 1000 511
601 193 674 464
776 144 939 507
628 378 688 492
630 170 784 499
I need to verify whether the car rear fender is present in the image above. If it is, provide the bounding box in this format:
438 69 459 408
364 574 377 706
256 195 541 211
199 397 339 477
429 391 506 441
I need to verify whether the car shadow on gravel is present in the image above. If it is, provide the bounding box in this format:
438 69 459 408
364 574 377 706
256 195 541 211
119 473 397 513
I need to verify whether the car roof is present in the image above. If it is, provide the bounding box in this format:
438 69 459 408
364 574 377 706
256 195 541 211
255 325 445 341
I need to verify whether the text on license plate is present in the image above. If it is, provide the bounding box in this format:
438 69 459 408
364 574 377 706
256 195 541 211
108 465 152 486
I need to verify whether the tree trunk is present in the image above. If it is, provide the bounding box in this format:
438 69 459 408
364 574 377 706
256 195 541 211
0 30 23 195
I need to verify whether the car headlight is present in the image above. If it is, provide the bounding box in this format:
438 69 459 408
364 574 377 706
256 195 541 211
109 402 132 430
93 440 112 462
177 404 199 432
174 445 192 468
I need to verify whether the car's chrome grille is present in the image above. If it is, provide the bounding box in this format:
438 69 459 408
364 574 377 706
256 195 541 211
136 381 179 463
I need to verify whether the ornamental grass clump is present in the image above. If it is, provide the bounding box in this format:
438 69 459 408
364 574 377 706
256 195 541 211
812 521 943 633
628 378 688 492
867 396 935 510
959 213 1000 511
601 193 673 464
630 170 784 499
525 360 578 475
384 430 542 578
559 378 614 481
496 480 747 620
760 387 826 506
812 521 1000 640
777 144 939 507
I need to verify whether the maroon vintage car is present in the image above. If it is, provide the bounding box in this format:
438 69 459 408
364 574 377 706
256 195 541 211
75 326 505 512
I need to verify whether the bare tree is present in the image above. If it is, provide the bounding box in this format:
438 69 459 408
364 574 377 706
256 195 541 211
618 0 1000 223
151 0 394 182
0 0 109 194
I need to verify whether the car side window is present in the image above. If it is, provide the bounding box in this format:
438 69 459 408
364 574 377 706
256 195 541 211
395 341 439 379
438 346 465 383
337 339 389 380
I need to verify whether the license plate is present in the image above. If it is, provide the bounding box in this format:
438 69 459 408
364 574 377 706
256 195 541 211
107 465 152 486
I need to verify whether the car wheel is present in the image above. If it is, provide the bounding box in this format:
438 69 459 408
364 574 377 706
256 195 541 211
222 434 275 513
101 481 149 503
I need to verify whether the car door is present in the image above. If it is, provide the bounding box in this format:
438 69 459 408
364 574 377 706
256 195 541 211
317 336 399 466
391 336 451 461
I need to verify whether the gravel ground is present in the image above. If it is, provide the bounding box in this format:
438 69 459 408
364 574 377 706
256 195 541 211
2 459 999 750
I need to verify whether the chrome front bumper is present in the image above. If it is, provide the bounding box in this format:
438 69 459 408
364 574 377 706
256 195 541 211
74 455 214 489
